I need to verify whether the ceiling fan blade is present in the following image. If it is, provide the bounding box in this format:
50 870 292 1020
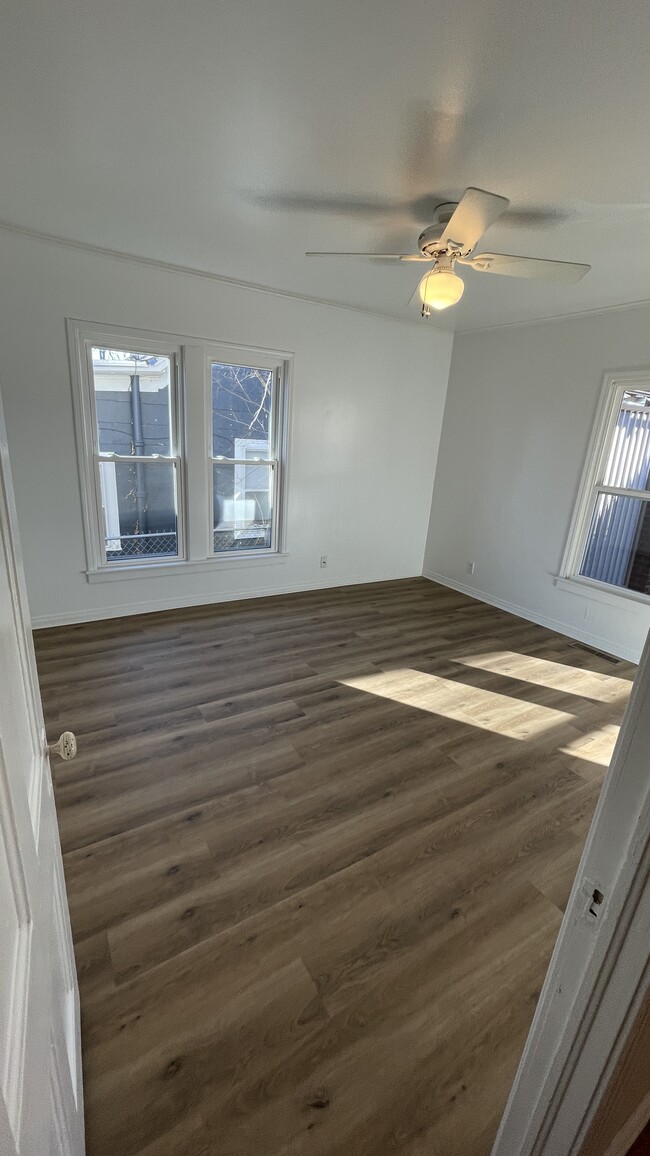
458 252 591 282
442 187 510 253
305 252 429 260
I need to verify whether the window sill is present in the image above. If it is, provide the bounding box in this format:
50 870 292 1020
86 552 290 583
554 575 650 612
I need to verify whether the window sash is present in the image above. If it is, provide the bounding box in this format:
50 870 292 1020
211 460 278 552
210 366 277 461
208 358 285 556
591 483 650 502
578 491 650 592
86 346 182 460
93 455 184 566
562 372 650 600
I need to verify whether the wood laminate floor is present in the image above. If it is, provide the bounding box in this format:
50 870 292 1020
34 578 637 1156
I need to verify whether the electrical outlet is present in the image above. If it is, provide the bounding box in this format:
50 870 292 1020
320 555 328 568
466 561 476 575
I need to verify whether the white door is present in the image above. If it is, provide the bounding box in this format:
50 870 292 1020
0 391 83 1155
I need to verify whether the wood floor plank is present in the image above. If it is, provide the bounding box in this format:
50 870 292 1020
34 577 636 1156
197 884 561 1156
56 736 305 850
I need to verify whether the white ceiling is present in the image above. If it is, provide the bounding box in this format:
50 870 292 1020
3 0 650 331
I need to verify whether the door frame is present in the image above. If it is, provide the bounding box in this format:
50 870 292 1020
493 629 650 1155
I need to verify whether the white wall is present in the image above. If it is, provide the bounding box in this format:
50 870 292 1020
0 229 452 627
424 307 650 663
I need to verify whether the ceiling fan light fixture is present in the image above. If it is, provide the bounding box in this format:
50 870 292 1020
419 268 465 311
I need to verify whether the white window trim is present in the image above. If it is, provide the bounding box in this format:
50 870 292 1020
559 369 650 606
98 460 121 551
84 552 291 583
67 321 292 580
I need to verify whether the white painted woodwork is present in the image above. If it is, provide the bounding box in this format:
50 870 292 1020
0 388 83 1156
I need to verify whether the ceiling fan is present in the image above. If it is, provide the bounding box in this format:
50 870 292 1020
306 187 591 316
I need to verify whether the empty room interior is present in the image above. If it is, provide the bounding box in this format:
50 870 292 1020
2 1 650 1154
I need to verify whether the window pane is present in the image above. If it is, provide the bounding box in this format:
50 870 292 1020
580 492 650 593
91 348 173 456
211 362 272 459
99 460 179 560
213 462 273 552
601 391 650 491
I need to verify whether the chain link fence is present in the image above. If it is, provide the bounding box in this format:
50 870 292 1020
105 525 272 559
106 531 178 559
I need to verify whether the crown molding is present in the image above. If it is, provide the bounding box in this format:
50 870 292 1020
3 218 648 338
0 219 445 333
456 295 650 335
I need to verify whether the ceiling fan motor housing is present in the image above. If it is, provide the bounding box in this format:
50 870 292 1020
418 203 461 257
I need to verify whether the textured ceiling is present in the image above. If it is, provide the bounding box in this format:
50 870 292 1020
3 0 650 330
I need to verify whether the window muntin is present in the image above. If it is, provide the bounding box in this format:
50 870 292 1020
88 347 182 564
571 384 650 597
210 361 279 554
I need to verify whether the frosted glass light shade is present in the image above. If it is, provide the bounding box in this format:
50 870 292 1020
419 269 465 310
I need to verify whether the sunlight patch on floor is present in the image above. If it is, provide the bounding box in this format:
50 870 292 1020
559 724 621 768
339 668 575 740
453 651 630 704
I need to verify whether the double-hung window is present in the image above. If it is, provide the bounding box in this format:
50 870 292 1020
562 372 650 600
69 323 290 578
210 357 282 553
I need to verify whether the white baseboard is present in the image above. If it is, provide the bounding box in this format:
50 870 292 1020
30 570 420 629
30 568 643 662
422 570 640 664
